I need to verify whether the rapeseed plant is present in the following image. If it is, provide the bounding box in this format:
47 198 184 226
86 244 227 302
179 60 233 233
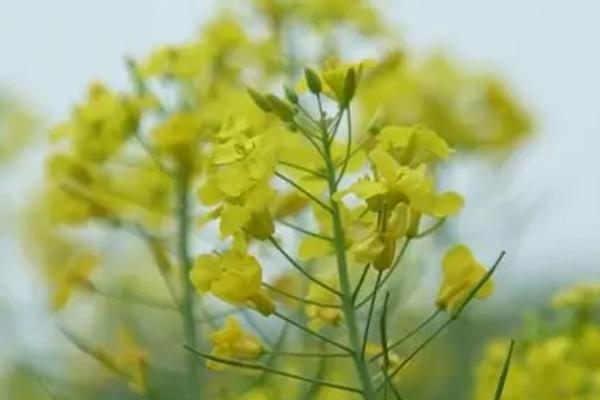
18 0 534 399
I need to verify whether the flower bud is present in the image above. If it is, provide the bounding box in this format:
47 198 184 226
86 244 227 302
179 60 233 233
407 209 422 238
266 94 295 122
304 68 322 94
283 85 299 104
341 67 357 107
247 88 272 113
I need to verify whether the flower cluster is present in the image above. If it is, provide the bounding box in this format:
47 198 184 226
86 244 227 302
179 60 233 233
20 0 531 398
475 284 600 400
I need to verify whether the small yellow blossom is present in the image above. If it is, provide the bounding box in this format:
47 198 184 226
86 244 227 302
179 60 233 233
51 82 150 162
198 120 278 238
551 283 600 310
305 277 342 331
190 237 274 315
335 146 464 217
299 57 374 104
435 245 493 313
208 316 263 371
375 125 453 166
114 328 148 394
51 253 98 310
365 343 403 377
151 112 202 166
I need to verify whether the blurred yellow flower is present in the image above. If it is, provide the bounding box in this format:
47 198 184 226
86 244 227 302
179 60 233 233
335 145 463 217
208 317 263 371
435 245 493 314
51 253 98 310
113 328 148 395
190 237 274 315
305 277 342 331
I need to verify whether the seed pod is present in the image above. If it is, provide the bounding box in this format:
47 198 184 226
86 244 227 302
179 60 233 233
284 85 299 104
266 94 295 122
304 68 322 94
247 88 272 113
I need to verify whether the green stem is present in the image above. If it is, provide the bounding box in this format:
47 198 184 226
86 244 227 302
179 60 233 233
321 111 377 400
176 169 201 400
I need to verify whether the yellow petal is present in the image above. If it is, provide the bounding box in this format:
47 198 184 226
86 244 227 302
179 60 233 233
369 147 400 182
220 204 252 237
190 254 221 292
298 237 333 260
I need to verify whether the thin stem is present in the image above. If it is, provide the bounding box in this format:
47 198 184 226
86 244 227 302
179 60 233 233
493 340 516 400
414 218 446 239
271 311 353 353
134 132 170 176
277 220 333 241
91 285 178 311
320 105 378 400
175 169 202 400
242 309 274 348
140 235 179 306
335 106 353 186
263 350 351 358
60 327 120 375
355 240 411 309
328 109 344 143
334 136 369 168
450 251 506 319
296 103 322 131
293 122 327 158
382 319 452 386
254 322 289 387
275 172 332 213
352 263 371 304
361 271 383 358
279 160 326 179
268 236 342 296
184 345 363 395
380 251 507 387
370 310 441 362
379 292 403 400
302 347 328 400
262 282 341 309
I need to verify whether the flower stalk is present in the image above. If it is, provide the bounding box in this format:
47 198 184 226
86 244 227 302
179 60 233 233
320 106 378 400
176 168 202 400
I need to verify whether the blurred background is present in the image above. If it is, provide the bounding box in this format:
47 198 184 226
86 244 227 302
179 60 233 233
1 1 599 399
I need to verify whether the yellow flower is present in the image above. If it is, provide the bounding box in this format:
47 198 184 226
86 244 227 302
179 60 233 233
297 203 372 261
376 125 453 166
189 237 274 315
435 245 493 314
551 283 600 310
51 253 98 310
51 82 150 163
208 316 263 371
365 343 402 377
295 0 382 35
359 52 532 154
198 120 278 238
299 57 374 104
114 328 148 394
335 146 464 217
151 112 202 166
305 277 342 331
351 205 409 270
